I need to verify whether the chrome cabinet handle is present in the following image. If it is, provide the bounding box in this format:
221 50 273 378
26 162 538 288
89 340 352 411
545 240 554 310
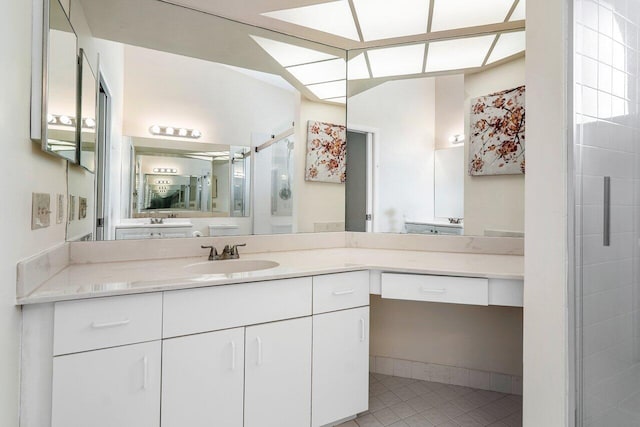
604 176 611 247
420 287 446 294
360 318 366 342
142 356 149 390
230 341 236 371
333 289 355 296
256 337 263 366
91 319 130 329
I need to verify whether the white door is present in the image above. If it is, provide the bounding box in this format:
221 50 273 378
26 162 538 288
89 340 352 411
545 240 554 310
312 307 370 427
52 341 161 427
161 327 244 427
245 317 312 427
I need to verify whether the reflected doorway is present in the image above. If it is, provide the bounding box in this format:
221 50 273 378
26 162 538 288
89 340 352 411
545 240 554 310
346 129 373 232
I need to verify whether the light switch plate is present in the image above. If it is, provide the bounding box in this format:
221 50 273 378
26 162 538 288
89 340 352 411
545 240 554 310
32 193 51 230
68 195 76 222
56 194 65 224
79 197 87 219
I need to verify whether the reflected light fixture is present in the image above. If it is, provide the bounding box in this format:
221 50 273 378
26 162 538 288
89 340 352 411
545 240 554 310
153 168 178 174
149 125 201 139
48 114 96 129
449 134 465 144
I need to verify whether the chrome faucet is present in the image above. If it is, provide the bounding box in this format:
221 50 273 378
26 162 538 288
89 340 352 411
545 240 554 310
201 244 246 261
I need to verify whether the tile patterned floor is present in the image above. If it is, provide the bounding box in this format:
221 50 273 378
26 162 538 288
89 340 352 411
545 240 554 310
337 373 522 427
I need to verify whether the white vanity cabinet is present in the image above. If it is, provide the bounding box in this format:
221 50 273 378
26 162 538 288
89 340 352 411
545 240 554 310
245 317 313 427
51 341 161 427
161 328 245 427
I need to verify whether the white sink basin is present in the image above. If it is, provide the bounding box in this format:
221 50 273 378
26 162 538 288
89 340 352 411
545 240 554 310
183 259 280 275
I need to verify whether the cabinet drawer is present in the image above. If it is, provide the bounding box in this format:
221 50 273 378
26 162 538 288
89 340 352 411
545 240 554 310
53 293 162 356
313 271 369 314
381 273 488 306
163 277 312 338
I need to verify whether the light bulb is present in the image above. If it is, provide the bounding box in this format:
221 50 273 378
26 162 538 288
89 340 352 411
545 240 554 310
178 128 187 137
150 125 161 134
191 129 201 138
165 127 175 135
59 115 72 125
84 118 96 128
47 114 55 124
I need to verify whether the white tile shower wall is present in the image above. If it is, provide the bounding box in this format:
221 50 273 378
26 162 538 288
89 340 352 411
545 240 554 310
371 356 523 396
575 0 640 425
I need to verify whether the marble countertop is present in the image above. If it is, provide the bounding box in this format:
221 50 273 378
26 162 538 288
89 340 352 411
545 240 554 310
17 248 523 305
114 222 193 229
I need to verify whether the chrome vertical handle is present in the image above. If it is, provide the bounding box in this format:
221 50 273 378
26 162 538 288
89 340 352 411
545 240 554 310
142 356 149 390
360 318 366 342
256 337 263 366
230 341 236 371
604 176 610 247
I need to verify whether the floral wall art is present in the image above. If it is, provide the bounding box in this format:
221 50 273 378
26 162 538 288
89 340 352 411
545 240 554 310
469 85 525 176
305 120 347 184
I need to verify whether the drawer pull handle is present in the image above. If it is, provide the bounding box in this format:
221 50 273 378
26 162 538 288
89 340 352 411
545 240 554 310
420 287 447 294
333 289 355 296
230 341 236 371
360 318 366 342
256 337 263 366
91 319 131 329
142 356 149 390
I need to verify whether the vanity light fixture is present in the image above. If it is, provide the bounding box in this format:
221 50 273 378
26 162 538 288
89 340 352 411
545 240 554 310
449 134 465 144
48 114 96 129
155 179 171 184
149 125 202 139
153 168 178 174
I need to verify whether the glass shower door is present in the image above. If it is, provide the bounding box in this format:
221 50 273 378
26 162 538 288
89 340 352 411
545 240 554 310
574 0 640 425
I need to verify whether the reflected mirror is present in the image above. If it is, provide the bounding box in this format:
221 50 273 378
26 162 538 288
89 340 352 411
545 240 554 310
42 0 79 162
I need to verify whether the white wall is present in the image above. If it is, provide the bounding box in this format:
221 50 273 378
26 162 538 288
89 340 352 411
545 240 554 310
0 2 69 426
524 0 569 425
435 75 465 150
463 57 526 236
296 99 346 233
348 77 436 233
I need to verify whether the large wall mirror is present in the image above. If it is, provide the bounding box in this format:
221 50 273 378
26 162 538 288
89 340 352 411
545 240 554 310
64 0 525 242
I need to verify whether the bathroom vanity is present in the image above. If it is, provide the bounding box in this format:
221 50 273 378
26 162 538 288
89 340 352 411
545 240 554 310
17 235 523 427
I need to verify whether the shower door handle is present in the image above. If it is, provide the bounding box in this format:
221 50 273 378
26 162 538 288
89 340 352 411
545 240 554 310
603 176 610 247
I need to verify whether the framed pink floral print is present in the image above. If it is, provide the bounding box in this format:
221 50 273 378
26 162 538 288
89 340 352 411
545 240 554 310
305 120 347 184
469 85 525 176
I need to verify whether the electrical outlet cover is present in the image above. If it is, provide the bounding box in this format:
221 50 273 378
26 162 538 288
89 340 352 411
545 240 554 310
69 196 76 222
79 197 87 219
32 193 51 230
56 194 65 224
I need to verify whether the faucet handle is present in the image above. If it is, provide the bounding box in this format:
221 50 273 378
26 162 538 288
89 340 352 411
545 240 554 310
201 245 218 261
230 243 247 255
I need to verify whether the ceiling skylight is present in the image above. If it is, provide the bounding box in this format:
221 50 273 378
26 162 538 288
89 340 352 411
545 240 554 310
286 58 346 85
306 80 347 99
430 0 514 32
352 0 430 41
510 0 525 21
326 97 346 104
262 1 360 41
348 53 370 80
250 35 338 67
487 31 526 64
425 35 495 72
367 44 425 78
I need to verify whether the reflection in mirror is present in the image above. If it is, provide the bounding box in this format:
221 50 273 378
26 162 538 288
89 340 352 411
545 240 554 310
66 0 347 241
79 49 97 172
347 42 525 237
45 0 78 162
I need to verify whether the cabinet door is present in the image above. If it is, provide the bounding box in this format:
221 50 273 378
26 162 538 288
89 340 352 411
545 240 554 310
161 328 244 427
312 307 370 427
245 317 312 427
52 341 161 427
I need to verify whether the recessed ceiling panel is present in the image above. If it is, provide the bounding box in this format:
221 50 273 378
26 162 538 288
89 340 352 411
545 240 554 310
510 0 525 20
425 35 495 72
250 35 338 67
262 1 360 41
430 0 515 32
286 58 346 85
487 31 525 64
307 79 347 99
348 53 370 80
326 97 346 104
353 0 430 41
368 44 425 78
